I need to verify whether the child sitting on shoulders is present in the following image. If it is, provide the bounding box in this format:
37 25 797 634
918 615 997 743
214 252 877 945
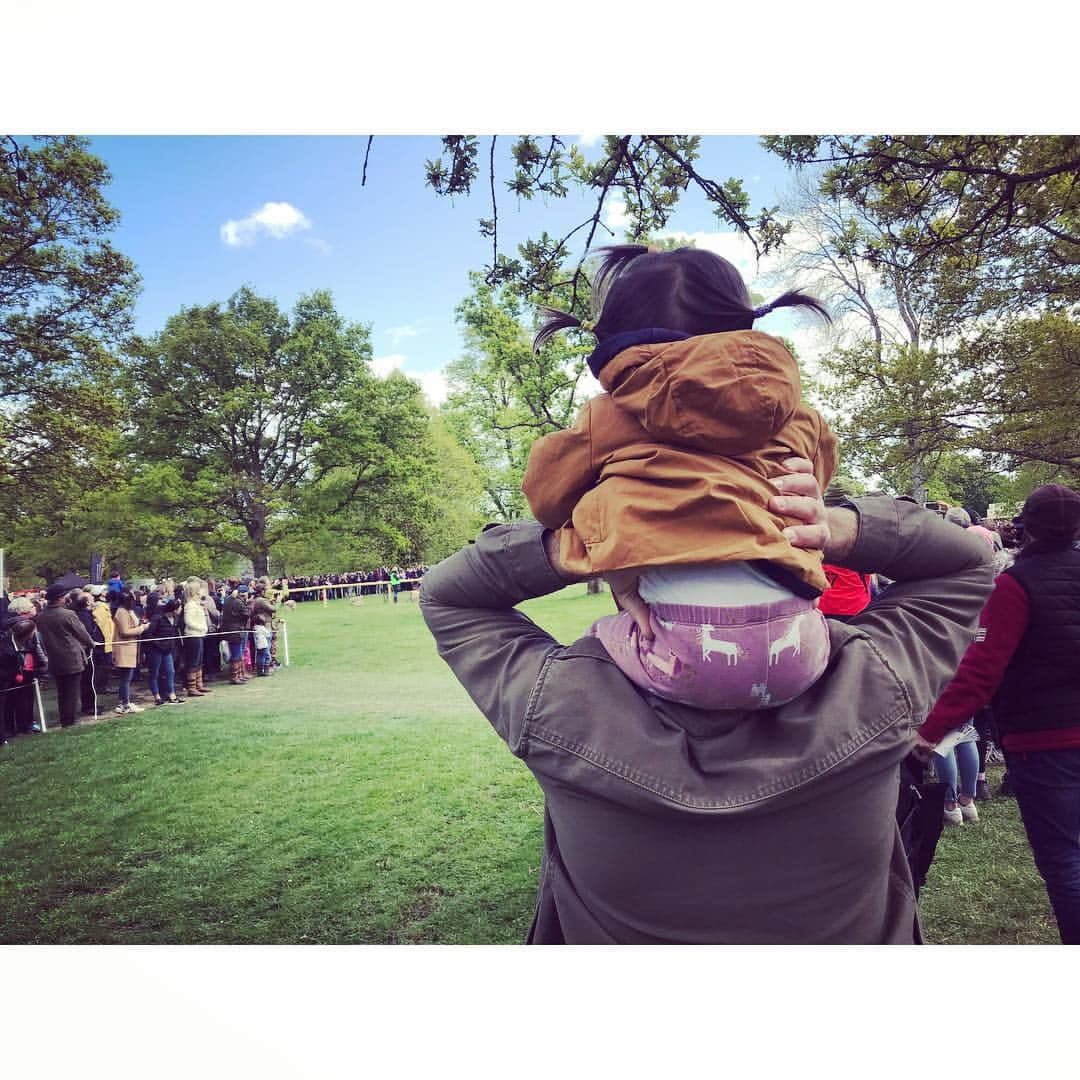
523 244 838 710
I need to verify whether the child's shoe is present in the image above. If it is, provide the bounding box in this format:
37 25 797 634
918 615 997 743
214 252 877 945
959 800 979 823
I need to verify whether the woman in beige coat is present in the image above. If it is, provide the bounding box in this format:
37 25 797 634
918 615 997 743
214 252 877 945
112 590 148 714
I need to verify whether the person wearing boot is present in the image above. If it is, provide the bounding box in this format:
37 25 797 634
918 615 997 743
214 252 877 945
220 582 252 685
182 578 211 697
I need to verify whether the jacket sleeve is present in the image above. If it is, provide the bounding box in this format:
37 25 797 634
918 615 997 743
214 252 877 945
419 523 570 750
918 574 1030 743
840 497 996 724
32 633 49 675
521 401 598 529
69 611 94 649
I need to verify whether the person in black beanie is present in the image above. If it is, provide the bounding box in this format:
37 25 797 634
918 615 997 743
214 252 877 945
916 484 1080 943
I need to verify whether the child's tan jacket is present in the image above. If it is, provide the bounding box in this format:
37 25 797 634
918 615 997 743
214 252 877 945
522 330 838 594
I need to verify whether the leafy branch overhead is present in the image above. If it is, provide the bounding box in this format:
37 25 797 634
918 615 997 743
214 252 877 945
371 134 789 312
765 135 1080 319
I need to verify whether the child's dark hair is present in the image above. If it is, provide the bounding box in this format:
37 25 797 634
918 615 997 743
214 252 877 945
534 244 831 352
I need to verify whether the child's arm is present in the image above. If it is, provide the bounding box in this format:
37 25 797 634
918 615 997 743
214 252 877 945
521 401 600 528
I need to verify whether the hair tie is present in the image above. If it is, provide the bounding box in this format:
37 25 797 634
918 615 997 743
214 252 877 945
752 303 773 320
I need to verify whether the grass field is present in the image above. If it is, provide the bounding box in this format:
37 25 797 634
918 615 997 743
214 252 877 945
0 587 1059 944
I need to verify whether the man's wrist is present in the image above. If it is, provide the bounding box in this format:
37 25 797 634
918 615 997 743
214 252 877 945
822 506 859 565
542 529 586 584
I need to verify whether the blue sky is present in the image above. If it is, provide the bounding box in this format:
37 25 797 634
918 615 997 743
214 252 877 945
89 135 805 402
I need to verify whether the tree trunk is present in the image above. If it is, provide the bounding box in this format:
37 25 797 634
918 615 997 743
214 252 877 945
246 501 270 578
910 450 929 506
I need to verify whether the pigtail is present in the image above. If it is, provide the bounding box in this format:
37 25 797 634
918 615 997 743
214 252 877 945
533 245 657 352
753 290 832 325
533 307 586 353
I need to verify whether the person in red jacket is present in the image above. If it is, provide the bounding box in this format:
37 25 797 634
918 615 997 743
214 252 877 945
915 485 1080 943
818 565 873 620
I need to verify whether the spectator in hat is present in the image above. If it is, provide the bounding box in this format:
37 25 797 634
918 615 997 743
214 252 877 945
90 585 114 693
106 571 124 613
35 583 95 728
0 619 43 743
915 484 1080 943
0 601 48 743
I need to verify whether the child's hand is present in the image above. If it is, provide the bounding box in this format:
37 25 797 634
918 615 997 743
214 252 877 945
605 568 653 641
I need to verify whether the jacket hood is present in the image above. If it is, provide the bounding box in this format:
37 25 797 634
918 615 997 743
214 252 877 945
597 330 802 457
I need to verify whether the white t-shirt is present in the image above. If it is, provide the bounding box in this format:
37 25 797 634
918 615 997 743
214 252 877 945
638 561 795 606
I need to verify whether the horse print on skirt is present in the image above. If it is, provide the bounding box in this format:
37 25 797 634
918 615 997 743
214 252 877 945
591 599 829 710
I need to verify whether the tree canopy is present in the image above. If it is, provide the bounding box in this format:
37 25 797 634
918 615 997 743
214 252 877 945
125 287 444 576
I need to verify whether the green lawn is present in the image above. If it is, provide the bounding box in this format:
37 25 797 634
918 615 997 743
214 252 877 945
0 587 1058 944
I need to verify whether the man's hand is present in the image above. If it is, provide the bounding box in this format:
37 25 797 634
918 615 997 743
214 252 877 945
911 732 937 763
768 457 830 551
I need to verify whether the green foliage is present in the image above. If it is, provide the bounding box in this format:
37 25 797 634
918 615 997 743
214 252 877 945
124 288 455 574
771 148 1079 497
442 275 591 521
415 134 788 310
952 312 1080 477
0 136 141 577
764 135 1080 321
0 135 139 398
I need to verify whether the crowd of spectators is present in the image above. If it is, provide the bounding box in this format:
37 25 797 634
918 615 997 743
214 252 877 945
283 566 427 601
0 562 429 740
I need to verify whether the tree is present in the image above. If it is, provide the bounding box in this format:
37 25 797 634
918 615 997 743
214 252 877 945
764 135 1080 321
772 180 964 501
0 135 139 398
0 136 141 565
442 275 591 521
286 390 484 571
364 135 790 310
126 288 437 575
950 312 1080 478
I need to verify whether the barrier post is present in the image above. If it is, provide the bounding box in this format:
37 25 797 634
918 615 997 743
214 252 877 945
281 621 290 667
33 678 48 733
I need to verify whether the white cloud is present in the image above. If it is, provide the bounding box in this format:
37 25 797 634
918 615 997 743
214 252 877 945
220 201 312 247
604 195 631 232
371 353 448 407
371 353 406 378
386 325 420 348
577 133 603 147
416 369 448 407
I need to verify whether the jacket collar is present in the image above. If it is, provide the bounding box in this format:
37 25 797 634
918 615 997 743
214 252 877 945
1015 538 1077 561
586 328 690 378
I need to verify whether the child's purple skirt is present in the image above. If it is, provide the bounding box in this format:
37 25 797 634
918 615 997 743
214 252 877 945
590 597 830 710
